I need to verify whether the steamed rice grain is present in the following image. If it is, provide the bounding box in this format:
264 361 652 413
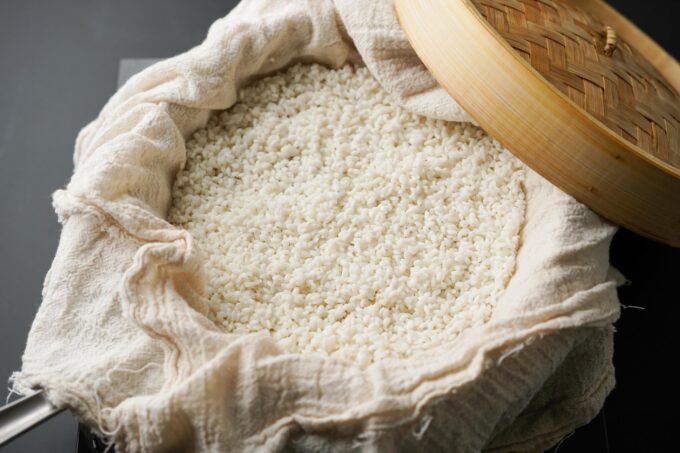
168 64 526 367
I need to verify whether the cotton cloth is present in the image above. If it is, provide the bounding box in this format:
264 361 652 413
14 0 622 451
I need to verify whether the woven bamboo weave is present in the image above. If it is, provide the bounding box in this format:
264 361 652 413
472 0 679 166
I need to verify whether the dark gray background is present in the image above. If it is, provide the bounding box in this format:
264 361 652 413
0 1 677 452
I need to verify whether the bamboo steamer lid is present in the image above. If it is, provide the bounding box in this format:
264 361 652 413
395 0 680 246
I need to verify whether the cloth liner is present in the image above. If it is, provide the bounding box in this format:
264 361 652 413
13 0 622 451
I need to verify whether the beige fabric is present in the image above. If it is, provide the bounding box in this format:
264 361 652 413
14 0 622 451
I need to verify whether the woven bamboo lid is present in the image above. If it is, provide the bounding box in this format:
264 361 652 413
395 0 680 246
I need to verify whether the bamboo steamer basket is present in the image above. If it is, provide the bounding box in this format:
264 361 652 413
395 0 680 246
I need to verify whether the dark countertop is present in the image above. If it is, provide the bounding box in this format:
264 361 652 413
0 1 677 452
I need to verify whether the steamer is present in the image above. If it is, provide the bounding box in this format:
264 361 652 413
2 0 676 450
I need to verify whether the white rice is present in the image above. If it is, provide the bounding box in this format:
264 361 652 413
168 64 526 367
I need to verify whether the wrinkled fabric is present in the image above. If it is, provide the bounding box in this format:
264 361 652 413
14 1 621 451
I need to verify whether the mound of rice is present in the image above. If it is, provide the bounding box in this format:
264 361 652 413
168 64 526 367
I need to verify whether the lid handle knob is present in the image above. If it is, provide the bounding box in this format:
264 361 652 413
604 26 617 56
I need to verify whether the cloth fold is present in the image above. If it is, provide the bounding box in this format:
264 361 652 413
14 0 620 451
